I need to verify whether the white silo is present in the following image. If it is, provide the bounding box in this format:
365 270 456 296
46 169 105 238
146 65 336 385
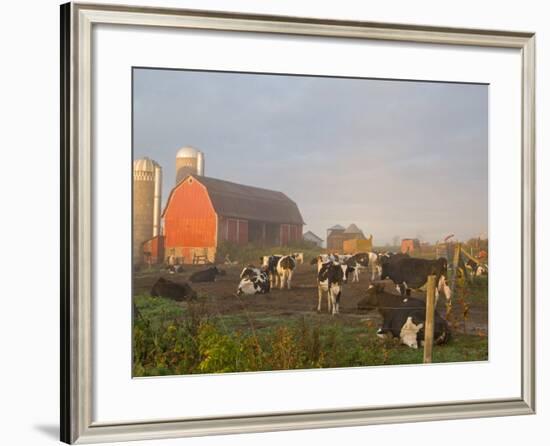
196 151 205 176
176 146 205 183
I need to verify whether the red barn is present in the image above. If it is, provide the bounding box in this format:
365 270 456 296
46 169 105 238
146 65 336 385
162 175 304 263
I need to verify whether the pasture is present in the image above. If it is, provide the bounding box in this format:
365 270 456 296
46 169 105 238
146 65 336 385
133 258 488 376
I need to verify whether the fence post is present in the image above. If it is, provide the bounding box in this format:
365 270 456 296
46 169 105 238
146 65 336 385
449 242 461 297
423 275 437 364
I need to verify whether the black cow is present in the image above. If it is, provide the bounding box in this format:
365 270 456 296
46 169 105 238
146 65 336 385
358 284 450 348
379 256 451 306
150 277 197 301
189 266 223 283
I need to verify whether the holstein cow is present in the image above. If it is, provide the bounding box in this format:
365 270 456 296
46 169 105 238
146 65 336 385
168 265 184 274
292 252 304 265
359 251 384 281
317 261 345 315
189 266 224 283
150 277 197 302
465 259 488 277
399 317 424 349
314 257 355 314
277 255 297 290
358 284 451 348
344 252 371 282
379 255 451 308
260 255 282 288
237 267 270 295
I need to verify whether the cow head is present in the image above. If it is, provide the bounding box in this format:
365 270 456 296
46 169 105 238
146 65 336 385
357 284 385 311
400 317 424 349
292 252 304 264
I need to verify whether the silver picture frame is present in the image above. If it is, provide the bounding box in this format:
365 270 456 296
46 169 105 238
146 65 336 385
60 2 536 444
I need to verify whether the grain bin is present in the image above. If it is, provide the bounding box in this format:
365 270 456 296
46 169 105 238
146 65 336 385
176 146 205 183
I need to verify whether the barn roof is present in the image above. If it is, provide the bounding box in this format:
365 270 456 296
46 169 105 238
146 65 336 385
163 175 305 225
303 230 323 242
344 223 365 236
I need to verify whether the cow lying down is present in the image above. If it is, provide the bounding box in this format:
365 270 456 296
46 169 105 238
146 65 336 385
237 266 270 295
189 266 225 283
358 284 451 348
150 277 197 302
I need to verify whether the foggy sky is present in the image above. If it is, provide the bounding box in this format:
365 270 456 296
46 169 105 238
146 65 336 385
133 68 488 245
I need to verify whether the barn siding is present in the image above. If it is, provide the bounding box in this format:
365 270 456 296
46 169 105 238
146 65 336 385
280 224 289 246
238 220 248 245
163 178 217 263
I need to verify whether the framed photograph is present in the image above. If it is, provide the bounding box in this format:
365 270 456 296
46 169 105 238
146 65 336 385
60 2 535 444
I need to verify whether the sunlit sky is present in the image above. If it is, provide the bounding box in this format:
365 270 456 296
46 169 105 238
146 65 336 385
133 68 488 245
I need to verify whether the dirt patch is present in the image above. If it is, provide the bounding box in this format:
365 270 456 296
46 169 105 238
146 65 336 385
133 263 488 334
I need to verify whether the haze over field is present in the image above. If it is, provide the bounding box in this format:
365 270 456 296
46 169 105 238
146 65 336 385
133 68 488 245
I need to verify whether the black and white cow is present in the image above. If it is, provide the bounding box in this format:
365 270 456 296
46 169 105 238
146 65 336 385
343 252 371 282
317 261 345 315
309 253 336 265
358 284 451 348
150 277 197 301
189 266 224 283
260 255 282 288
277 255 297 289
168 265 185 274
292 252 304 265
465 259 488 277
237 267 270 295
313 256 356 314
379 255 451 307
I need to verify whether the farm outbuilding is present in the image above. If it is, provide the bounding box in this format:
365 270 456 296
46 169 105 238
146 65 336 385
326 224 345 251
303 230 323 247
327 223 369 252
162 175 304 263
401 238 421 254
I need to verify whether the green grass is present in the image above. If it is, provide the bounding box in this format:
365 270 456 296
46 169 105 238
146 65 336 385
133 294 488 376
463 275 489 304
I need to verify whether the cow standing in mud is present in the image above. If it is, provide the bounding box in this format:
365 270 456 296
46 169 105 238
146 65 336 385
312 256 355 315
379 255 452 308
260 255 282 288
277 255 297 289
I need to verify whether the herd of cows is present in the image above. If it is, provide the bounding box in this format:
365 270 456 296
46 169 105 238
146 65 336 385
146 250 473 349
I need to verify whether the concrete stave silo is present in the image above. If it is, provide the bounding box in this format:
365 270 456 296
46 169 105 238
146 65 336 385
133 157 162 264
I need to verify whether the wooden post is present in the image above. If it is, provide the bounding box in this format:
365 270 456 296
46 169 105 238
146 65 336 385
449 242 461 296
423 275 437 364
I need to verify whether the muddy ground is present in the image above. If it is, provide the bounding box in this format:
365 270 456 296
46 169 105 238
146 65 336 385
133 262 488 335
